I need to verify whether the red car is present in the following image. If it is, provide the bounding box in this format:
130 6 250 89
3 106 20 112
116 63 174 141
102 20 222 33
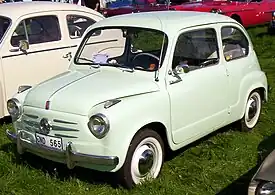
171 0 275 27
101 0 174 17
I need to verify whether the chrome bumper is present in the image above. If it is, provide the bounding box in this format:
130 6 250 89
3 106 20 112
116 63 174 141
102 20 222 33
6 129 119 169
248 180 259 195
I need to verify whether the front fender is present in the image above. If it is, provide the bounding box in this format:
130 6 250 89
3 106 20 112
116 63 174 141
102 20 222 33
88 90 171 171
252 149 275 183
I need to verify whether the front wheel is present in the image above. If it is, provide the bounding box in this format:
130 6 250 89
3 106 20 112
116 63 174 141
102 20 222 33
117 129 164 189
239 90 262 132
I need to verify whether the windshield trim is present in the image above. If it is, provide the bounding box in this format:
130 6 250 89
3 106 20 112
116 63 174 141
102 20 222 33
0 15 12 44
73 26 169 72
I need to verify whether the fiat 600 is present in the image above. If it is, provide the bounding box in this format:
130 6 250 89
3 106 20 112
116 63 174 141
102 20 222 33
6 11 268 188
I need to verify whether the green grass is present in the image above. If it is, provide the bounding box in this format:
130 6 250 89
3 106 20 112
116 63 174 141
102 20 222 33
1 26 275 195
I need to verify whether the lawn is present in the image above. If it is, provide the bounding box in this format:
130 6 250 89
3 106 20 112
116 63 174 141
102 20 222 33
0 26 275 195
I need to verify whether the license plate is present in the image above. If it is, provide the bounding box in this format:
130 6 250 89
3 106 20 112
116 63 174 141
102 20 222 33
35 133 63 150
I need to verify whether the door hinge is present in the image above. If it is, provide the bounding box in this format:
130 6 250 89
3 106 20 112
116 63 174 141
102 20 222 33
226 68 229 76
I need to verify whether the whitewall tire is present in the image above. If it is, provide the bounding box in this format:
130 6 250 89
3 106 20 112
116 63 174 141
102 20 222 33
117 129 164 188
240 90 262 131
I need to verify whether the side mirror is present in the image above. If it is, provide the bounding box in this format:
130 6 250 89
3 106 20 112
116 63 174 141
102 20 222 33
175 64 190 74
19 40 29 52
168 69 182 85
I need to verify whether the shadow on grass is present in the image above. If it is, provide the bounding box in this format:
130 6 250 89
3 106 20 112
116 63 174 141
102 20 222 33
215 133 275 195
1 119 274 192
0 120 240 189
164 122 238 161
0 143 120 188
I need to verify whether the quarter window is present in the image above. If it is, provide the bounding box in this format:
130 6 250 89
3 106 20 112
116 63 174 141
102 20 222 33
10 15 61 47
172 28 219 72
221 26 249 61
66 15 96 39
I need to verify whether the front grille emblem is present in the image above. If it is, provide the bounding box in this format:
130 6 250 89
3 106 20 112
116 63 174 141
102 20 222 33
39 118 51 134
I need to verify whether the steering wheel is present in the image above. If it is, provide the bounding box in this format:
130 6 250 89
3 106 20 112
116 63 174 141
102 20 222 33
132 52 160 69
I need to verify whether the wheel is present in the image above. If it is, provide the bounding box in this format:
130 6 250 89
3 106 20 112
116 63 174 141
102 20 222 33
117 129 164 189
239 90 262 132
268 25 275 35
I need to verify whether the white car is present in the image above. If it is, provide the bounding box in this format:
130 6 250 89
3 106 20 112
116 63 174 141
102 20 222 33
6 11 268 188
0 2 104 118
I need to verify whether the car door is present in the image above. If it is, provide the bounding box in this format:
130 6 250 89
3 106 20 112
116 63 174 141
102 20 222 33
218 24 254 123
248 0 270 24
166 25 230 144
62 11 103 60
1 12 72 101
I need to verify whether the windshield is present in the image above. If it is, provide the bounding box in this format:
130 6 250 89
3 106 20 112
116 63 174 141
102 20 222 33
0 16 11 42
74 27 168 72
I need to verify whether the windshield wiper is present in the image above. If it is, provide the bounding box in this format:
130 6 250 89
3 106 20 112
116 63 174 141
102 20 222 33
76 57 100 68
103 63 134 73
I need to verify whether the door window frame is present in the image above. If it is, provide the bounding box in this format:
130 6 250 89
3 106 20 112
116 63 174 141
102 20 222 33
10 14 62 47
170 25 220 73
220 25 249 62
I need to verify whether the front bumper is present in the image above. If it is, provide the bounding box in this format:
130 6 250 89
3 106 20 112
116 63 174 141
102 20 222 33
6 129 119 169
248 180 259 195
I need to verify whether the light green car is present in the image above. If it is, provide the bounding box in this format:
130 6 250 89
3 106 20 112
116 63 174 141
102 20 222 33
6 11 268 188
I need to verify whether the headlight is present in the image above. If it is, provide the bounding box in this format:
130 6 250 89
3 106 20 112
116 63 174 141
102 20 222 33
87 113 110 139
257 182 275 195
7 98 22 120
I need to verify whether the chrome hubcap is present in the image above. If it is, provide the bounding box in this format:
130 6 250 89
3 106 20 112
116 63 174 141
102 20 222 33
247 97 258 121
131 137 163 185
138 148 154 176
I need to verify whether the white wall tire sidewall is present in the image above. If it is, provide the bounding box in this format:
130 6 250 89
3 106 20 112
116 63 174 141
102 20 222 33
244 91 261 129
130 137 163 185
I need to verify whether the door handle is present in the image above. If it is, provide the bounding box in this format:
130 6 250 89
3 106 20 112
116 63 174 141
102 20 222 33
63 52 72 61
9 48 20 52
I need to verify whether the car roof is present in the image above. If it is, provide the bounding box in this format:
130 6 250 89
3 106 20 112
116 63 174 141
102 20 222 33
0 2 104 19
90 11 239 35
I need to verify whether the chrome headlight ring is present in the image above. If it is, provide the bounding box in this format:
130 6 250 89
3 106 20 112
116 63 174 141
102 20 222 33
256 181 275 195
7 98 22 120
87 113 110 139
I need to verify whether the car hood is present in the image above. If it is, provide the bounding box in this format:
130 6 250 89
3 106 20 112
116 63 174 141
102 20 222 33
23 68 160 115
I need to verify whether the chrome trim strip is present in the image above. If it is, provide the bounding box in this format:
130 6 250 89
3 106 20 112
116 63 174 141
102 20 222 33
23 120 39 127
53 119 77 125
6 129 119 167
25 114 39 119
22 120 79 132
54 134 78 138
52 125 79 132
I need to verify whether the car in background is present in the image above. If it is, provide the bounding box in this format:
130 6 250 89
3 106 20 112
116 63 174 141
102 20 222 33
248 149 275 195
101 0 173 17
6 11 267 188
0 2 104 119
171 0 275 28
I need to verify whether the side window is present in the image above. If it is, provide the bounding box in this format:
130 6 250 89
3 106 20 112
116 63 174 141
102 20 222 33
66 15 96 39
10 15 61 47
172 28 219 72
221 26 249 61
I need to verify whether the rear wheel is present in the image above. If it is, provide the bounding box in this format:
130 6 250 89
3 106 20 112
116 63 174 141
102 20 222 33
239 90 262 132
117 129 164 188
